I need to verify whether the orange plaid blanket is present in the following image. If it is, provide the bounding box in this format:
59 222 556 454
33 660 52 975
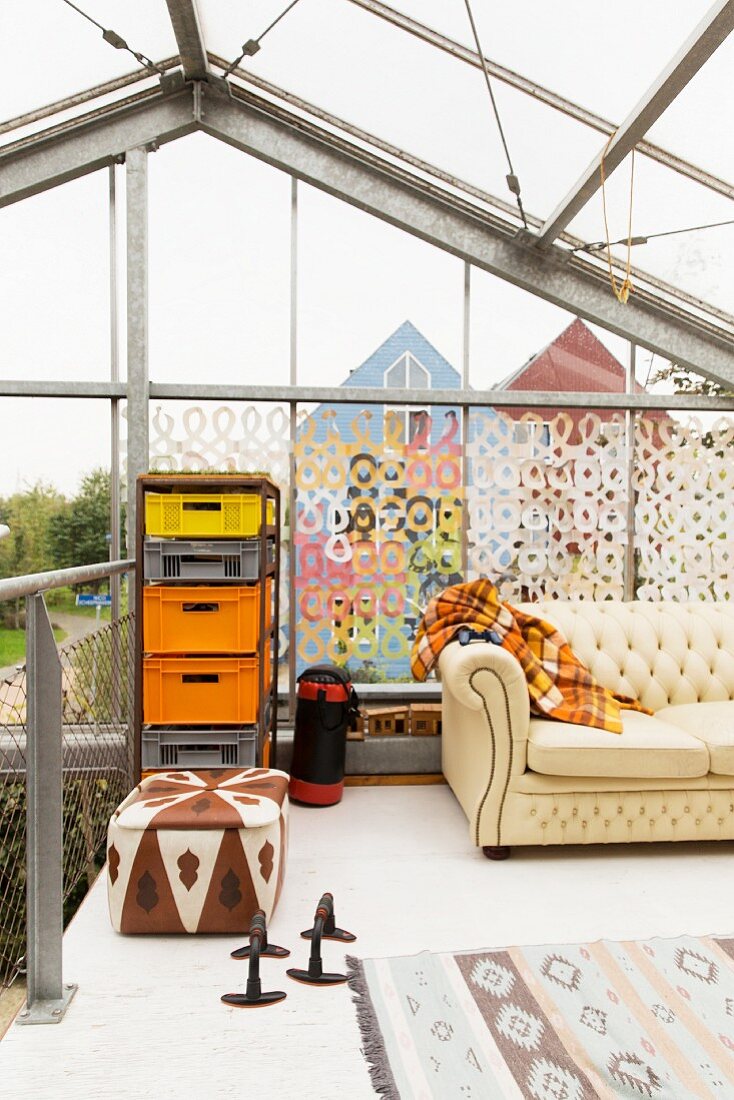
411 579 650 733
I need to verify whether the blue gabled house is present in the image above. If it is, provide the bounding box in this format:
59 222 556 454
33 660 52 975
307 320 462 447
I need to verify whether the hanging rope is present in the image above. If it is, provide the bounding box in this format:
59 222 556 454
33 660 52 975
600 131 636 304
462 0 528 229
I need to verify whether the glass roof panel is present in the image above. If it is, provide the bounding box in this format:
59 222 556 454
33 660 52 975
371 0 714 123
646 32 734 181
565 153 734 313
0 1 176 121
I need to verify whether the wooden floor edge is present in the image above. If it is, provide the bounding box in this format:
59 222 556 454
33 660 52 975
343 774 446 786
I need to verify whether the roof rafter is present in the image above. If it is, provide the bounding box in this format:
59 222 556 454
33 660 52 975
0 88 196 207
163 0 210 81
536 0 734 247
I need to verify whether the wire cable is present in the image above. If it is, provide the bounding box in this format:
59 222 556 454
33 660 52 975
222 0 303 77
59 0 165 75
462 0 527 229
578 216 734 253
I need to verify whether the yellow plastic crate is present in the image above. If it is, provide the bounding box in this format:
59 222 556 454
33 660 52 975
143 656 270 726
144 493 275 538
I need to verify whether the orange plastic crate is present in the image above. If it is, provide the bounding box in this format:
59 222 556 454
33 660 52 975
143 581 272 655
143 656 270 726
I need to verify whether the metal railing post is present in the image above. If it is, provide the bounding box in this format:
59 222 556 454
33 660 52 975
18 593 77 1024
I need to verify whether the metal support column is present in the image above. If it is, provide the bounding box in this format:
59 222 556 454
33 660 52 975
125 147 149 600
109 164 121 621
624 344 638 601
461 262 471 579
288 177 298 717
18 594 77 1025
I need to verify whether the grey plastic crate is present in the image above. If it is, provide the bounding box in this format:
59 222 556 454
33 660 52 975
142 726 258 769
143 538 274 582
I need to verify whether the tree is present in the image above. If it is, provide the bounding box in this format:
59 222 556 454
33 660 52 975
0 482 64 626
49 468 117 580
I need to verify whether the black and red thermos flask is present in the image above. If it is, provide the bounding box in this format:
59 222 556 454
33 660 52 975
289 666 359 806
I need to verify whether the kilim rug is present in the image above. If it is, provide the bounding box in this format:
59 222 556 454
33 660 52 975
346 934 734 1099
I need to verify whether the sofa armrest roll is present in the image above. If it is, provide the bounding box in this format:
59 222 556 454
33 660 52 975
438 640 530 846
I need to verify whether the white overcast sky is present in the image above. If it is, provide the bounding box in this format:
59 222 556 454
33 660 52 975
0 0 730 495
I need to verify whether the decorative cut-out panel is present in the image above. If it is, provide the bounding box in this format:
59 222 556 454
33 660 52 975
635 414 734 601
147 403 291 661
466 411 629 601
294 405 463 680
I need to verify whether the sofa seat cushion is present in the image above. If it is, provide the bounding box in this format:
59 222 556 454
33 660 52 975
527 709 710 779
656 701 734 776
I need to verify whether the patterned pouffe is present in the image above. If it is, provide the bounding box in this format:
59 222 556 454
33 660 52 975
106 768 289 934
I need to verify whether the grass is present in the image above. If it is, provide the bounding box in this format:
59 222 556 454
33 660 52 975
0 625 67 666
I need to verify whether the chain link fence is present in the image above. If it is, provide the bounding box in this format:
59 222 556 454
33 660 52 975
0 612 135 998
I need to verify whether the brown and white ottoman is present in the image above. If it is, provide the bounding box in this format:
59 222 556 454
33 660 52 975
107 768 289 934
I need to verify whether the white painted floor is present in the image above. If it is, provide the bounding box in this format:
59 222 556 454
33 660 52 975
2 784 734 1099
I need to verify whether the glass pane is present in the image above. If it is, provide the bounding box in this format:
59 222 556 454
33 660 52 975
0 397 110 498
635 413 734 600
0 174 109 381
297 184 463 386
149 134 291 386
467 408 629 601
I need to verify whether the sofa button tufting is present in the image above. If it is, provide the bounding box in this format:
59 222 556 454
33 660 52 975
617 807 623 814
582 821 587 828
719 818 724 825
639 807 645 815
661 806 667 813
572 808 578 816
695 819 701 825
707 805 712 813
561 821 566 828
552 808 557 815
684 806 690 813
671 818 677 824
604 820 610 826
627 820 632 827
531 809 536 816
541 822 547 829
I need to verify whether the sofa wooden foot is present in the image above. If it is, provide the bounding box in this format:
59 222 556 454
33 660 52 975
482 845 511 861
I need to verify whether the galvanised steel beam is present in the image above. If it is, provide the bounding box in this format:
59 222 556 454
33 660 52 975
3 378 733 410
164 0 210 81
0 87 195 208
537 0 734 246
126 148 149 565
20 595 77 1024
346 1 734 203
148 384 734 412
0 381 127 397
199 88 734 386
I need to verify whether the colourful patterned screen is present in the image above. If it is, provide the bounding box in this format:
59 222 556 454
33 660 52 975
294 406 463 680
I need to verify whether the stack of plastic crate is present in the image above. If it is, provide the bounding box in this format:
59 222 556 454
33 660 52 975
140 489 274 771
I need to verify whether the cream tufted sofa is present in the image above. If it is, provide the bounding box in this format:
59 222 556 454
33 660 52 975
438 601 734 859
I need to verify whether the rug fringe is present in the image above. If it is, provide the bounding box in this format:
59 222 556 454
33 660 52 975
346 955 401 1100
